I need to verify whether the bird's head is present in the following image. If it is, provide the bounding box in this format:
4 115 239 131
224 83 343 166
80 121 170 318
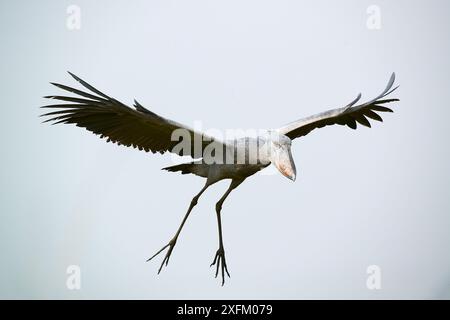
265 131 296 181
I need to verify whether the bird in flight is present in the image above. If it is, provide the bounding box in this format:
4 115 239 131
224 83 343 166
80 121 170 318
41 72 399 285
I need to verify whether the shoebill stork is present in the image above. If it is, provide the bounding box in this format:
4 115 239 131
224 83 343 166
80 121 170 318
41 72 399 285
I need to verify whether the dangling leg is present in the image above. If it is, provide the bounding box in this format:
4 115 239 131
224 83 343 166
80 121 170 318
210 178 244 285
147 180 212 274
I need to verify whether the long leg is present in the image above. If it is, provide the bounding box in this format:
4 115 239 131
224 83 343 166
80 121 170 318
210 178 244 285
147 180 212 273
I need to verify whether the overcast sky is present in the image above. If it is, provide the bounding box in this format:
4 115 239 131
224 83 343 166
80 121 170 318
1 0 449 299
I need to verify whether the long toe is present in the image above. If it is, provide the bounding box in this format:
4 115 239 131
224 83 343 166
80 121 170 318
210 249 231 286
148 239 177 274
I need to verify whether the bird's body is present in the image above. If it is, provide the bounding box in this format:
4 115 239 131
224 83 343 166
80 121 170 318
41 72 399 285
164 134 276 181
164 161 270 180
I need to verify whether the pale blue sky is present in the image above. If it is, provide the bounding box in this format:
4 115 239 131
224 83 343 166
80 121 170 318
0 0 449 299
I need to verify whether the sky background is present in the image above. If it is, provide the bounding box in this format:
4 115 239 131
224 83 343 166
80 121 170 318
1 0 449 299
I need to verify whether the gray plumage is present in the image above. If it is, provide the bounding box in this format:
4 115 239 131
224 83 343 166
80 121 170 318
41 72 399 285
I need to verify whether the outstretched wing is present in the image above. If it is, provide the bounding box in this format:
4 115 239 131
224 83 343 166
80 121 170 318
41 72 224 158
277 73 399 140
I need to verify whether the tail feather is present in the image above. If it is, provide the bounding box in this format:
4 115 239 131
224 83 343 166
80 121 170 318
162 162 196 175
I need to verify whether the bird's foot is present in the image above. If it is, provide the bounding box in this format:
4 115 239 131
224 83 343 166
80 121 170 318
147 238 177 274
210 247 230 286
